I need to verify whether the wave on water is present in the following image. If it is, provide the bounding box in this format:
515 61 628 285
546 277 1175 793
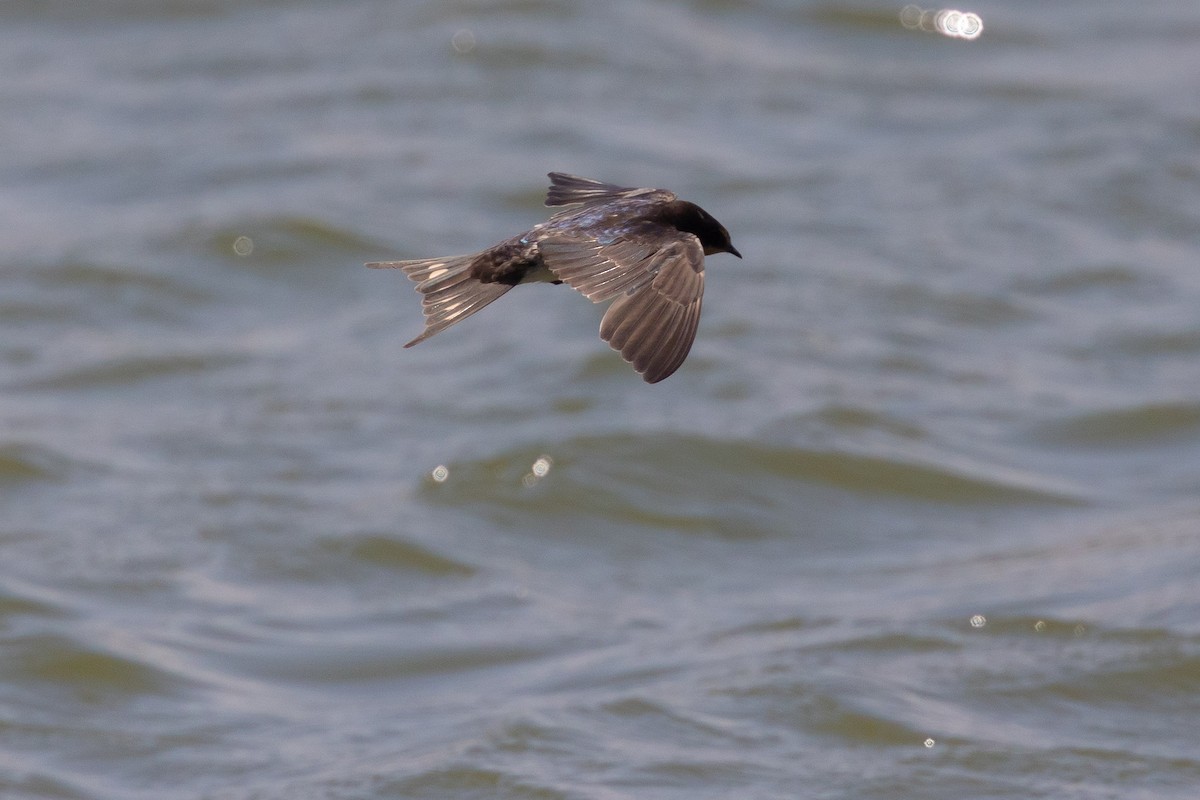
416 432 1090 544
199 216 384 269
1031 401 1200 449
15 350 252 393
0 442 74 484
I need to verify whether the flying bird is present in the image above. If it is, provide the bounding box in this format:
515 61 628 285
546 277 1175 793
368 172 741 383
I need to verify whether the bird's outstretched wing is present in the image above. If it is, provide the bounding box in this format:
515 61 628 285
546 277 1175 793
539 231 705 383
544 172 673 209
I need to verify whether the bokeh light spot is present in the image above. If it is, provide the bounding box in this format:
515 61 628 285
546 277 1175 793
522 455 553 487
451 29 476 54
900 5 983 40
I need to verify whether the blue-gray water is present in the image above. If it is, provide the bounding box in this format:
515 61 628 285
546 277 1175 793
3 2 1199 798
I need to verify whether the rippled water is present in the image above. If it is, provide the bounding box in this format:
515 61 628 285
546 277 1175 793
3 1 1199 798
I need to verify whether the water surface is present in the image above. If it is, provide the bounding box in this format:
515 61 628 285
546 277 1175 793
3 1 1199 798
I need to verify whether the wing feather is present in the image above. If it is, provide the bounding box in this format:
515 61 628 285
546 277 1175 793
554 237 706 383
538 237 660 302
545 172 674 208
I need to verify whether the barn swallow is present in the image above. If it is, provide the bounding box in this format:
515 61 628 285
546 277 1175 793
367 172 740 383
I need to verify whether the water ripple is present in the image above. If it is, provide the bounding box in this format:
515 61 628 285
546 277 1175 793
15 349 250 392
0 442 73 484
2 632 190 700
423 433 1089 529
319 532 476 578
1032 402 1200 448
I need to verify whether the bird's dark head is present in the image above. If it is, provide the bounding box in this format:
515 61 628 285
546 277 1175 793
668 200 742 259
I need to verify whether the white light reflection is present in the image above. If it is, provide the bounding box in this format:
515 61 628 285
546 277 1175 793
232 235 254 257
431 464 449 483
924 737 936 748
521 455 553 488
900 5 984 40
969 614 987 628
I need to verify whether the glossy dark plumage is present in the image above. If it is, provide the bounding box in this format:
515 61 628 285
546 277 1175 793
367 172 741 383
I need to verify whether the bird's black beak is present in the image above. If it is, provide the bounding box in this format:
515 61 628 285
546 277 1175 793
727 244 742 259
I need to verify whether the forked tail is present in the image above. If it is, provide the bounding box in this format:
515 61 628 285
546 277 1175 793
368 255 513 346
